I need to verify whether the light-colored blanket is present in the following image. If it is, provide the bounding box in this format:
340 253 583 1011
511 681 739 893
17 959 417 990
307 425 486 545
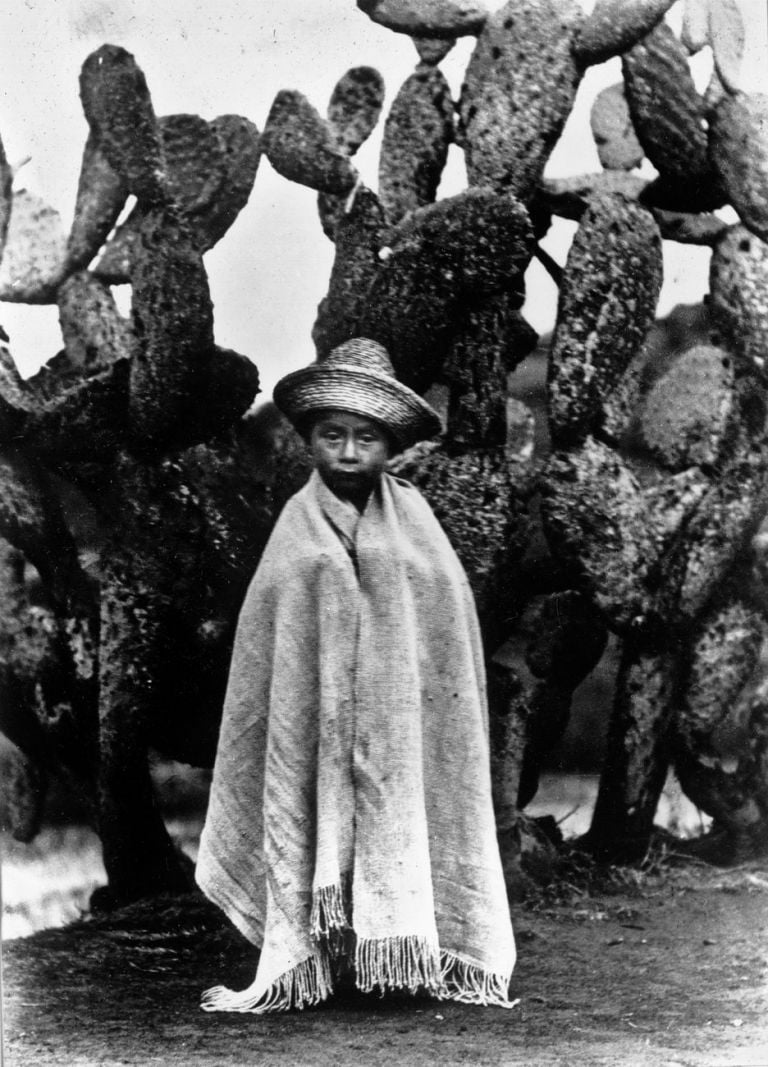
196 470 515 1011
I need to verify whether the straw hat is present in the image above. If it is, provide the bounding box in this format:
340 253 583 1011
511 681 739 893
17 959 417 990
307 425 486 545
273 337 443 450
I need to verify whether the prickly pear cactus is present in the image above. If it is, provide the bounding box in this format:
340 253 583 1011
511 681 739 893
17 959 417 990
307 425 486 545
0 44 307 904
3 0 768 909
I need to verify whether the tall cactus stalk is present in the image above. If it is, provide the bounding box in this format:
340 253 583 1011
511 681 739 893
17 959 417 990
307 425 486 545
2 0 768 907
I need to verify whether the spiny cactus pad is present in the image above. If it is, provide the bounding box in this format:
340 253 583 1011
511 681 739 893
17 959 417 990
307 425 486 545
262 89 357 196
128 209 215 447
572 0 676 66
442 296 538 448
458 0 584 203
94 113 261 281
57 271 133 370
79 45 167 205
358 187 534 392
660 441 768 622
195 115 261 250
709 92 768 243
0 191 67 303
397 444 533 624
622 21 722 210
547 192 662 446
65 134 127 275
313 186 387 359
378 66 454 224
678 601 764 750
413 36 456 64
639 344 736 471
540 437 657 631
357 0 490 38
327 67 386 157
709 225 768 370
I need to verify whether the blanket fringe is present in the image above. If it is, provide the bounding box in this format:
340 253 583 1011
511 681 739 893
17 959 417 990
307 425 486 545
200 951 333 1014
439 952 519 1009
310 881 351 940
355 935 443 995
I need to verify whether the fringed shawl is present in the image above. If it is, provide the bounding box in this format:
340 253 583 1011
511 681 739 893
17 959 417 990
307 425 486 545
195 471 516 1011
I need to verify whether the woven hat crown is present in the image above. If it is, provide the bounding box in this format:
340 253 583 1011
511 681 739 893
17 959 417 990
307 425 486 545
273 336 442 450
324 338 395 377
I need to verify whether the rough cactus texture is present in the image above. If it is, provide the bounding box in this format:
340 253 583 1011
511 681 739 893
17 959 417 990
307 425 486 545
442 297 538 448
262 89 357 195
4 0 768 910
328 67 386 156
413 36 456 64
357 0 490 37
0 192 67 303
709 225 768 369
318 69 385 241
622 22 723 210
65 135 127 275
313 186 387 359
95 114 261 282
547 193 663 446
539 437 657 630
709 92 768 243
378 66 454 224
639 344 736 471
584 640 676 861
357 188 534 392
572 0 676 66
79 45 167 204
677 601 765 751
458 0 584 203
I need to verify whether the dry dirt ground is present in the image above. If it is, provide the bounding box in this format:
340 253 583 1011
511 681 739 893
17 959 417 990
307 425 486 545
3 859 768 1067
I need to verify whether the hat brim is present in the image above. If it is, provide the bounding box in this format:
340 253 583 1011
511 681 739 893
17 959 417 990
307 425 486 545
273 363 443 449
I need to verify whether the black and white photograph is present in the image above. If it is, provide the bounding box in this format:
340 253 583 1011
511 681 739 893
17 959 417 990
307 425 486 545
1 1 767 1063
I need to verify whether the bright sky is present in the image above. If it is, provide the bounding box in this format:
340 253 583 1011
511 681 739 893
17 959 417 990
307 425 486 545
0 0 764 394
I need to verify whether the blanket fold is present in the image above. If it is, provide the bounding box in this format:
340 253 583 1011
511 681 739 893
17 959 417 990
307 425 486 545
196 470 515 1011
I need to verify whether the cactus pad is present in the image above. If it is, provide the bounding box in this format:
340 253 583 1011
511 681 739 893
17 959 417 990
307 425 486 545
262 89 357 196
573 0 676 66
0 192 66 303
458 0 584 202
358 188 534 392
379 66 454 224
639 344 736 471
547 192 662 446
328 67 385 156
57 271 133 370
709 225 768 370
590 83 644 172
65 135 127 275
313 186 387 358
79 45 167 205
357 0 489 38
540 437 656 631
622 22 723 210
710 92 768 243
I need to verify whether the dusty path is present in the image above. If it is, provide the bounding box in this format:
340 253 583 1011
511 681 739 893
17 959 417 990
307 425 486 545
3 863 768 1066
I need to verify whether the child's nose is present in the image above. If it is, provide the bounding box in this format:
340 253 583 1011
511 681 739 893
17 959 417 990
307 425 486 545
341 436 359 460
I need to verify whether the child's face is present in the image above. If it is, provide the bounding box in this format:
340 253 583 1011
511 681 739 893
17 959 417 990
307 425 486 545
310 410 391 501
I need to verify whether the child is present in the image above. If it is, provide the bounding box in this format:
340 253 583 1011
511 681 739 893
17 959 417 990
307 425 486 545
196 337 515 1011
